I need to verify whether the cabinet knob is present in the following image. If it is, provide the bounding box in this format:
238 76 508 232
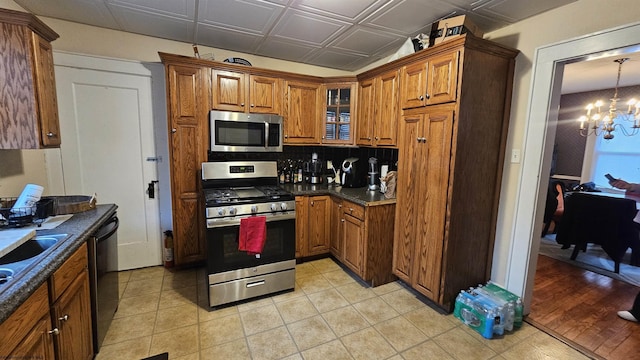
59 314 69 322
341 219 345 222
48 328 59 336
171 128 177 133
349 208 354 212
418 95 424 101
322 136 325 139
46 132 57 138
250 104 255 107
375 136 379 140
338 204 342 208
241 103 245 106
367 137 371 140
284 134 288 139
311 201 314 206
425 93 430 99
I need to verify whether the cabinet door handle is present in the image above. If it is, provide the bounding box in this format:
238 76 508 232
250 103 254 107
341 219 345 222
46 132 57 138
241 103 245 106
425 93 430 99
58 314 69 322
48 328 59 336
338 204 342 208
284 134 288 139
349 208 354 212
311 201 314 206
375 136 379 140
367 137 371 140
171 128 177 133
418 95 424 101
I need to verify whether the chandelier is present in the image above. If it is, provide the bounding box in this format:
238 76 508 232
578 58 640 139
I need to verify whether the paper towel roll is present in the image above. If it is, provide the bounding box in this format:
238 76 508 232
11 184 44 214
380 165 389 178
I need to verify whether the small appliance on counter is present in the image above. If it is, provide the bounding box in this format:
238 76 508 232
341 157 366 188
367 157 378 191
304 152 324 184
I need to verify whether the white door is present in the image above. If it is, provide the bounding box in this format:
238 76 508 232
47 53 162 270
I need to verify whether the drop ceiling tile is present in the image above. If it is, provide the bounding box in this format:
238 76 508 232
197 0 284 35
475 0 578 22
107 0 195 19
362 0 456 34
256 37 319 62
15 0 120 29
306 49 368 70
270 8 349 46
330 26 406 55
107 4 194 42
290 0 385 22
196 24 263 54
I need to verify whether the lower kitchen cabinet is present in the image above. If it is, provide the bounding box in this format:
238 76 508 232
338 200 396 286
296 195 331 257
49 242 93 360
329 197 343 261
0 282 54 359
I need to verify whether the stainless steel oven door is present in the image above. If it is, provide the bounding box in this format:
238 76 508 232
206 212 295 275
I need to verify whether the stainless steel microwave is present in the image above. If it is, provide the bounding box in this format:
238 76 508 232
209 110 283 152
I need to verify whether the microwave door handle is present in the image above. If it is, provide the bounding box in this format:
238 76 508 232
264 122 269 149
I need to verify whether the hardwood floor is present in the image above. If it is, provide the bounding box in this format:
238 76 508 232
528 254 640 359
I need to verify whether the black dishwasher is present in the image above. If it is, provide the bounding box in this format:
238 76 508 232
88 214 119 353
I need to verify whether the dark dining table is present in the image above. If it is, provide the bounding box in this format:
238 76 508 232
555 191 640 273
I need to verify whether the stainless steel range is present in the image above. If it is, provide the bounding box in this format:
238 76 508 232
202 161 296 307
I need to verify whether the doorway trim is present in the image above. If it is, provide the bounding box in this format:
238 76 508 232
506 21 640 312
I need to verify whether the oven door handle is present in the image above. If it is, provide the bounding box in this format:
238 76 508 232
206 212 296 228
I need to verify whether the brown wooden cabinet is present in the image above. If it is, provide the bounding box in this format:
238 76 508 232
49 242 93 360
0 283 54 360
338 200 396 286
329 197 343 261
392 36 517 311
295 195 331 257
322 82 355 145
0 8 61 149
399 50 459 109
356 70 399 147
284 80 323 144
161 58 209 266
212 70 281 114
393 107 453 300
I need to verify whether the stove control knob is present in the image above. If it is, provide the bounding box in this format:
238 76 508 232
270 203 278 212
228 207 237 216
217 208 226 216
280 202 288 211
251 205 258 214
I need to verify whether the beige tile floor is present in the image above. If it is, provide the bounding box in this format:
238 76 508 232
96 258 590 360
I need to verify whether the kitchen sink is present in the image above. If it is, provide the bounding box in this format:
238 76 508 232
0 234 68 284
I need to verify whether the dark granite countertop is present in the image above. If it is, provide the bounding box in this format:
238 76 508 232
0 204 117 323
282 183 396 206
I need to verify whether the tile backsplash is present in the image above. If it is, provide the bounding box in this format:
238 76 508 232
209 146 398 183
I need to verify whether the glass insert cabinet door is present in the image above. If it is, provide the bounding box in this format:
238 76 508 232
324 83 355 144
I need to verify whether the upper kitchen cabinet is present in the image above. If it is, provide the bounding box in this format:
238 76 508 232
283 79 323 145
322 81 356 145
212 70 282 114
356 70 400 147
0 9 60 149
400 50 459 109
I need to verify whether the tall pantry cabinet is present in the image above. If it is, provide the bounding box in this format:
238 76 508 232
392 35 518 311
160 54 209 265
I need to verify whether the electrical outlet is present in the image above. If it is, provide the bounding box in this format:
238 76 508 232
511 149 521 163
